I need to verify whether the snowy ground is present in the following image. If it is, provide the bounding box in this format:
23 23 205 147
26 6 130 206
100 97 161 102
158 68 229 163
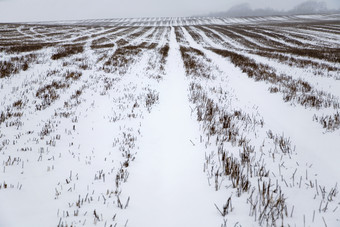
0 14 340 227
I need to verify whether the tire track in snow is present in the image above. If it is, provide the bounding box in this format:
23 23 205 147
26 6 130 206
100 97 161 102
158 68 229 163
121 27 222 227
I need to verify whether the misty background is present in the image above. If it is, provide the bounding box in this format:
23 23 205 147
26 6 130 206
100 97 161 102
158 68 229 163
204 1 340 17
0 0 339 22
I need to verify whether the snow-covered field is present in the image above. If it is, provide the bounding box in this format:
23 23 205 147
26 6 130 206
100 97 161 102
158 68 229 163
0 14 339 227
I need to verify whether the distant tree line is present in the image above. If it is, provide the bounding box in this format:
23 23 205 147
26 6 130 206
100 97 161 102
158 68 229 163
202 1 340 17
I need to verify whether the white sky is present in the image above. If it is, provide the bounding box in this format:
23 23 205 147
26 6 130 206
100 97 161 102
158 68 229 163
0 0 339 22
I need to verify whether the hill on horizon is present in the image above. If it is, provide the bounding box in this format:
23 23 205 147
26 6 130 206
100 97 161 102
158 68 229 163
204 1 340 17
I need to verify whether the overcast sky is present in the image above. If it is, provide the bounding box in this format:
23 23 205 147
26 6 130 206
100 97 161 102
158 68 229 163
0 0 339 22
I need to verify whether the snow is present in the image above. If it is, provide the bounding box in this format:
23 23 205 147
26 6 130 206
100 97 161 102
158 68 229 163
122 28 223 227
1 14 340 227
180 24 340 226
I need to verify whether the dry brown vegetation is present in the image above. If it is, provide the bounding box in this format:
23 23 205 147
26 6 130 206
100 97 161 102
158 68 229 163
210 48 339 109
51 44 84 60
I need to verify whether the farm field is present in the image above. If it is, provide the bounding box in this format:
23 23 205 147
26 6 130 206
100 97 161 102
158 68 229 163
0 13 340 227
